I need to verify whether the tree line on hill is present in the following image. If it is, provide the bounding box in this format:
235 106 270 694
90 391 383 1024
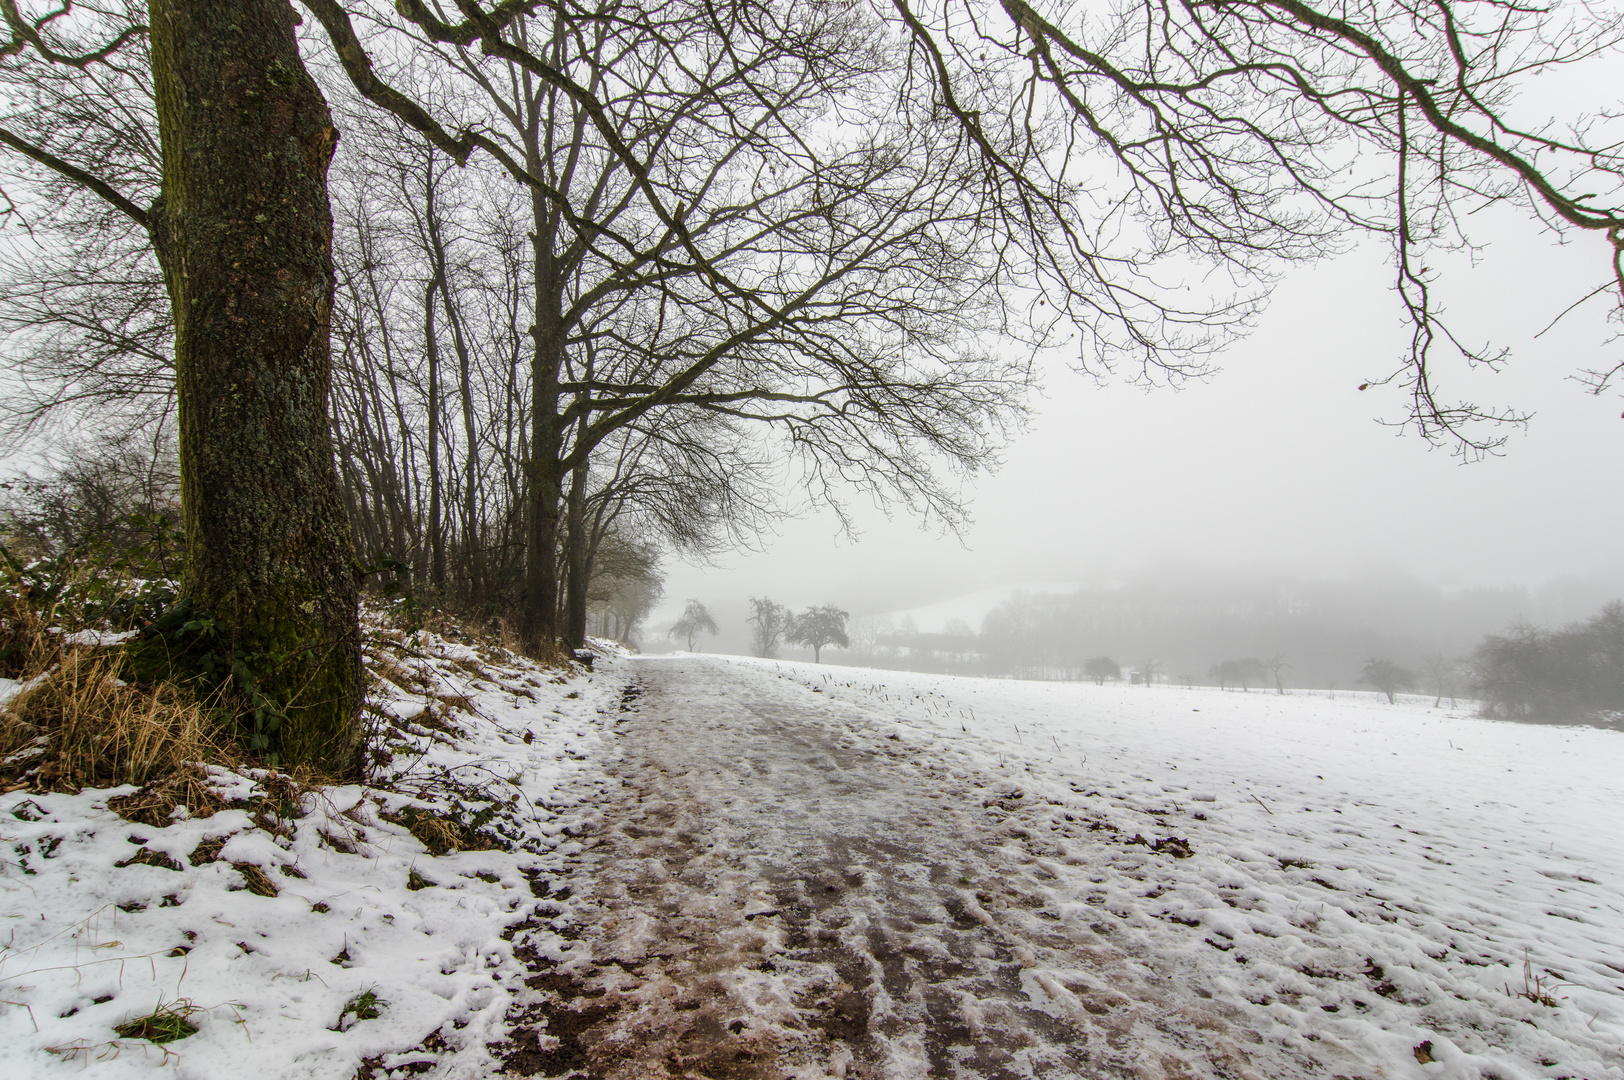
822 583 1623 727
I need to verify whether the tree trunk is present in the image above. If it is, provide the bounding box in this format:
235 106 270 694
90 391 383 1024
423 160 483 604
562 407 592 648
520 284 563 654
517 105 564 655
143 0 361 773
424 277 445 594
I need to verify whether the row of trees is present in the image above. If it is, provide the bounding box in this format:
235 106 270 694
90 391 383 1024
656 590 1617 725
1474 602 1624 724
4 0 1621 769
844 595 1624 726
746 599 850 663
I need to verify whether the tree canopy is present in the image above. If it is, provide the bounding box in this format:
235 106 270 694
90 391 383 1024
788 605 850 663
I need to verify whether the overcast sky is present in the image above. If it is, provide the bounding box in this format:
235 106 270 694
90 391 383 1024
655 199 1624 626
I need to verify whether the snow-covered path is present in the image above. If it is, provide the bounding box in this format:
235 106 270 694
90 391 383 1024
510 655 1624 1080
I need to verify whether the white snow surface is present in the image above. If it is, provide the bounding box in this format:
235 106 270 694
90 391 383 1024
676 656 1623 1079
0 624 625 1080
5 633 1623 1079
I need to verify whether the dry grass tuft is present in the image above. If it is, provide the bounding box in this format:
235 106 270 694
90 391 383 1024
107 766 226 827
0 584 52 679
0 650 231 804
189 835 228 866
404 809 463 856
116 846 183 872
383 804 497 857
113 999 202 1044
232 862 280 898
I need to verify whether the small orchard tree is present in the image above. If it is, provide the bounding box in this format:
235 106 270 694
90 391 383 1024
1360 658 1416 704
1264 655 1290 696
669 600 719 652
1137 658 1159 688
1211 658 1267 691
747 597 789 659
1082 656 1121 685
1421 653 1463 708
788 605 850 663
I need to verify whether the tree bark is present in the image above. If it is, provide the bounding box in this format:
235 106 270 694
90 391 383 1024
517 133 563 654
143 0 361 772
424 275 445 594
520 285 564 654
563 433 589 649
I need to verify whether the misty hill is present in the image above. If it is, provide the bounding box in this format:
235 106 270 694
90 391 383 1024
835 567 1624 690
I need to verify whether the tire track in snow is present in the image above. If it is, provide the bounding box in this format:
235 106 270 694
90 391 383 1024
500 657 1377 1080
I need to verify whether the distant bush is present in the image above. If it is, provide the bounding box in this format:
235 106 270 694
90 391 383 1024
1473 601 1624 725
1359 658 1415 704
1209 657 1266 691
1082 656 1120 685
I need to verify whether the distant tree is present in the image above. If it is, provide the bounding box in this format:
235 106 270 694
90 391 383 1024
788 605 850 663
585 533 665 644
1210 658 1267 691
847 614 893 662
1264 655 1290 696
1421 653 1463 708
940 618 977 671
1359 658 1416 704
668 600 720 652
1137 658 1159 688
747 597 790 659
1082 656 1121 685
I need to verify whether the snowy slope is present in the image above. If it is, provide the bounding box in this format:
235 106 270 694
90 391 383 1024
0 624 626 1080
714 657 1624 1079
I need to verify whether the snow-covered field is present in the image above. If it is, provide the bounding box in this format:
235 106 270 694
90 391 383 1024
721 656 1624 1079
4 637 1622 1080
0 626 625 1080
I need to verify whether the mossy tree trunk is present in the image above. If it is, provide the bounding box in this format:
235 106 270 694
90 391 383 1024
144 0 363 773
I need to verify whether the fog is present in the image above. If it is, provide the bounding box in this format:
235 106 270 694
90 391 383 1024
647 215 1624 670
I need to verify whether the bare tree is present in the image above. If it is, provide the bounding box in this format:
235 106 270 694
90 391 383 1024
1264 655 1290 696
747 597 790 659
300 0 1040 653
668 600 720 652
0 2 168 446
584 529 663 642
1421 653 1462 708
1360 658 1416 704
887 0 1624 455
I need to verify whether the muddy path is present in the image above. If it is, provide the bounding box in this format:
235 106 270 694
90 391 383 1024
499 658 1344 1080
